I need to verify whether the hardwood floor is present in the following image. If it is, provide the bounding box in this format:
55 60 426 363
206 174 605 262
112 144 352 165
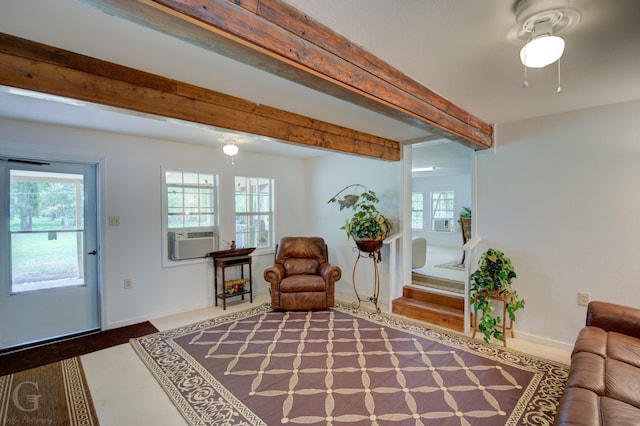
0 321 158 376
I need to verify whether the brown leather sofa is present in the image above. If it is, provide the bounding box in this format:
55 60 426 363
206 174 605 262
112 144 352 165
264 237 342 311
554 301 640 425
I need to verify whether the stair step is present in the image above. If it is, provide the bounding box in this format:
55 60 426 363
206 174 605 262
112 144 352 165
412 273 464 295
392 297 464 332
402 286 464 310
392 286 465 332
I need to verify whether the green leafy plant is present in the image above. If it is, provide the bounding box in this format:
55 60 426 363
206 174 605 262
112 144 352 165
341 189 392 240
470 248 525 344
459 206 472 219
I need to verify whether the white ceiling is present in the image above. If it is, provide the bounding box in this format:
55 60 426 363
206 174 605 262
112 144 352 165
1 0 639 162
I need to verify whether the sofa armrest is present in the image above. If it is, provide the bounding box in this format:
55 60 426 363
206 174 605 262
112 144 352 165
264 264 285 284
319 263 342 284
586 301 640 339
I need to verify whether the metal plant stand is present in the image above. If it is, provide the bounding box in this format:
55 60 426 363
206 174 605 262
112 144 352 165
351 244 383 314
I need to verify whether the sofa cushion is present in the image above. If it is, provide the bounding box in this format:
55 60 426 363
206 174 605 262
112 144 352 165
565 351 605 394
601 396 640 425
554 387 601 426
280 275 325 293
283 258 319 275
605 358 640 409
607 332 640 369
572 326 607 358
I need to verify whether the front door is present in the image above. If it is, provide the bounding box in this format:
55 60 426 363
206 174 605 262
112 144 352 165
0 158 100 350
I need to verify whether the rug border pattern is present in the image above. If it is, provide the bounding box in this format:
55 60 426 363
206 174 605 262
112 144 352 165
131 305 271 426
0 357 99 426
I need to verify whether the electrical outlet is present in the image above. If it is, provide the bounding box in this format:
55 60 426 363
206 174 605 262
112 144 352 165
108 216 120 226
124 278 133 289
578 292 590 306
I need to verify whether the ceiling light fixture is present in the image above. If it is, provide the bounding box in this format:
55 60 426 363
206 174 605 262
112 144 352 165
222 142 238 157
520 20 564 69
512 0 581 93
221 137 239 164
411 166 436 173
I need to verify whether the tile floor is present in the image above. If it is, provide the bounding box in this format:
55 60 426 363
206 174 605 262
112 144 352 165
82 292 571 425
412 244 466 282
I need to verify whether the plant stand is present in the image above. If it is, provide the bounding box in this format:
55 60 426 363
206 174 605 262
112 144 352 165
472 291 515 347
351 246 382 314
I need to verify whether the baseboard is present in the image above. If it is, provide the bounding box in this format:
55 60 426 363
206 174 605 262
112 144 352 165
104 301 211 330
106 290 274 330
513 330 574 353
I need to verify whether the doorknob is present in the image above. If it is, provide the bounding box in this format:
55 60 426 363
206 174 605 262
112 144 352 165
88 250 97 255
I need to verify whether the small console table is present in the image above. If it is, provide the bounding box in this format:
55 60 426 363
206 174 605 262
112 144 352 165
206 248 255 310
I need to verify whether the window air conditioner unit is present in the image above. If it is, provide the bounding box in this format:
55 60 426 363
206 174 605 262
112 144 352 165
168 228 215 260
433 218 454 232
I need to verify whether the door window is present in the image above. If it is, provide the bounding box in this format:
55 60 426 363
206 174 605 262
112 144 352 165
10 170 86 293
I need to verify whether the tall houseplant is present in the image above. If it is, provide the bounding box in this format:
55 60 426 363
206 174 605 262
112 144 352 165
470 248 525 344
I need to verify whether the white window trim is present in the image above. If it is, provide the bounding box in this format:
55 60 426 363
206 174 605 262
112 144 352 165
234 176 275 251
161 166 219 268
411 192 424 230
430 190 456 233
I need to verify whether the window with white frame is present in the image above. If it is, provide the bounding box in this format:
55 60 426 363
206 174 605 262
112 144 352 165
234 176 274 249
164 170 218 261
166 171 217 229
431 190 455 232
411 192 424 230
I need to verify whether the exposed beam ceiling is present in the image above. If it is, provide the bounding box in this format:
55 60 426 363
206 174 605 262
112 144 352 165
0 33 399 160
78 0 493 150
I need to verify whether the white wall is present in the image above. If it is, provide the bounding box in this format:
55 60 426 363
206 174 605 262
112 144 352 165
8 98 638 350
305 154 402 305
412 174 472 247
477 99 640 350
0 117 308 329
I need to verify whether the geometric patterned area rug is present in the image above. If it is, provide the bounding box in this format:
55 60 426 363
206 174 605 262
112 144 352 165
131 302 569 425
0 357 99 425
434 260 465 271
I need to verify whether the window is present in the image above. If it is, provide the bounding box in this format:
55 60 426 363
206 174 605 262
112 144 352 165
411 192 424 230
164 170 218 261
235 177 274 249
166 171 217 229
431 191 455 232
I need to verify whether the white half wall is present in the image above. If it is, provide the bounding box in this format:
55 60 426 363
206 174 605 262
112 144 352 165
477 99 640 350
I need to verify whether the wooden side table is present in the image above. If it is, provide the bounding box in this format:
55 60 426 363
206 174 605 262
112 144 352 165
212 255 253 310
472 291 514 347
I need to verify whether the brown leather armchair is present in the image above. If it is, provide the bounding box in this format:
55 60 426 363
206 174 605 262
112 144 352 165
264 237 342 311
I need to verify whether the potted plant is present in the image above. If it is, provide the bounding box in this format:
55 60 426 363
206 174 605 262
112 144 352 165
328 184 393 252
470 248 525 344
459 206 472 219
459 207 472 264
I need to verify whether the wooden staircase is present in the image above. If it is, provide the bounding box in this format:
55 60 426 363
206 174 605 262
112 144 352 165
392 284 465 332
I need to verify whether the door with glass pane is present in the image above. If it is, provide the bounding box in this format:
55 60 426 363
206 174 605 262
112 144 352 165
0 159 100 350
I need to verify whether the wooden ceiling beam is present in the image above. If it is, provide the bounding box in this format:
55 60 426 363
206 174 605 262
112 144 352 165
80 0 493 150
0 33 400 160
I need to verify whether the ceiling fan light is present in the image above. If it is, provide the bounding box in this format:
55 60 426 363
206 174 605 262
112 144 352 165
223 143 239 156
520 34 565 68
